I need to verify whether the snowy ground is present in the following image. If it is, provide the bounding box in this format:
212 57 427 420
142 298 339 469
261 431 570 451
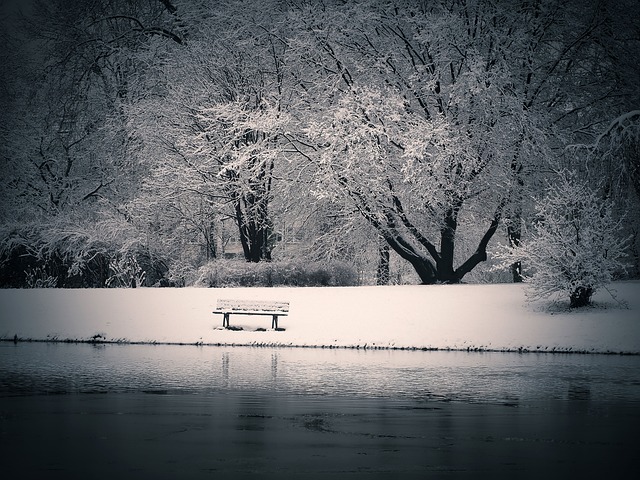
1 282 639 353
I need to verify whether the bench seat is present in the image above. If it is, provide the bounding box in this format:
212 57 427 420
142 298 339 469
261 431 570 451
212 299 289 329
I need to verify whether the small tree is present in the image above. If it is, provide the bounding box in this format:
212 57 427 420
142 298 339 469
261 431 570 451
495 173 629 307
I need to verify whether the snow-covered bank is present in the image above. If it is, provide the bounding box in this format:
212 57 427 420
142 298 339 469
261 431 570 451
1 282 639 354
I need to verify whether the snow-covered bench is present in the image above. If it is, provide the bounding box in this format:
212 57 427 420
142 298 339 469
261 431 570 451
212 299 289 329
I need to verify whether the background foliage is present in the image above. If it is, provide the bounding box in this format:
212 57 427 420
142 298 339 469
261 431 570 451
1 0 638 297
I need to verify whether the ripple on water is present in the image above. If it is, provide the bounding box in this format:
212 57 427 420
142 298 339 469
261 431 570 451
0 343 639 407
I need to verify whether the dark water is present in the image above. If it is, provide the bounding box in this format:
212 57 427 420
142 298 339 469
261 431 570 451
1 343 639 478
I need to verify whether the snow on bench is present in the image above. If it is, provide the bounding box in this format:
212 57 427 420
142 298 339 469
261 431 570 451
212 299 289 329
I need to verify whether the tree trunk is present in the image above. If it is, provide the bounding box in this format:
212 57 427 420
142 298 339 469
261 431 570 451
451 201 505 282
376 239 390 285
508 133 526 283
204 222 217 261
376 198 503 285
437 206 458 283
359 184 503 285
234 191 272 263
507 220 523 283
382 233 437 284
240 220 272 263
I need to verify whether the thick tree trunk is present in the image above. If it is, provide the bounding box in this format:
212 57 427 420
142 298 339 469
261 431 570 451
452 200 505 282
239 220 272 263
510 260 522 283
437 207 458 283
507 191 524 282
375 199 503 285
409 256 438 284
382 234 437 284
226 150 274 263
351 179 503 285
233 183 272 263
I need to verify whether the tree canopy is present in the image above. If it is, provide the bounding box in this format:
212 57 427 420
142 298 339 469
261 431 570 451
1 0 638 290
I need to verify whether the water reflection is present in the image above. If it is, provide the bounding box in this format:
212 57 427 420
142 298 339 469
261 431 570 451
271 352 278 383
1 343 639 407
568 382 592 402
221 351 230 387
1 343 639 477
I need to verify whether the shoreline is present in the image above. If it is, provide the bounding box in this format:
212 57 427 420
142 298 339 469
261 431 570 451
3 337 638 355
2 282 639 355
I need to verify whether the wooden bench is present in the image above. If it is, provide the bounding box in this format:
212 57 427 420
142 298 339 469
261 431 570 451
212 299 289 329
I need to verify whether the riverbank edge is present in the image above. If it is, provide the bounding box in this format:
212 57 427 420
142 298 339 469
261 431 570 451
3 337 638 355
2 282 639 354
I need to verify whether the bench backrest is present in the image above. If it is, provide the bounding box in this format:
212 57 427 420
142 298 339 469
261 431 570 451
216 299 289 313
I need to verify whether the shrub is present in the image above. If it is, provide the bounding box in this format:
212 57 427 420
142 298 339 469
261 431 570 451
105 254 146 288
159 261 198 287
494 172 629 307
0 217 168 288
24 266 58 288
196 259 359 287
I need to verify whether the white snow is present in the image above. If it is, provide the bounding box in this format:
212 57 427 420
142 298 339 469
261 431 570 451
1 282 639 354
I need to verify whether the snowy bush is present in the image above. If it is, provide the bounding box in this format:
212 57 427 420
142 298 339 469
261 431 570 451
196 259 358 288
0 216 167 288
24 266 58 288
159 262 198 287
105 255 146 288
494 173 629 307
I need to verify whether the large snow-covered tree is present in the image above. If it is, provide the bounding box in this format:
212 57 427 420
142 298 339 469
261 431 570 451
283 0 640 284
2 0 638 287
287 0 548 284
0 0 184 286
130 1 295 263
2 0 183 216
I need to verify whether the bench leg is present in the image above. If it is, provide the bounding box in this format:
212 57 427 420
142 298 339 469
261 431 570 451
272 315 278 329
223 313 230 328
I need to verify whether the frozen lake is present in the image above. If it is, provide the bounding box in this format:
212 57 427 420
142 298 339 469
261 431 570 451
1 343 639 478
